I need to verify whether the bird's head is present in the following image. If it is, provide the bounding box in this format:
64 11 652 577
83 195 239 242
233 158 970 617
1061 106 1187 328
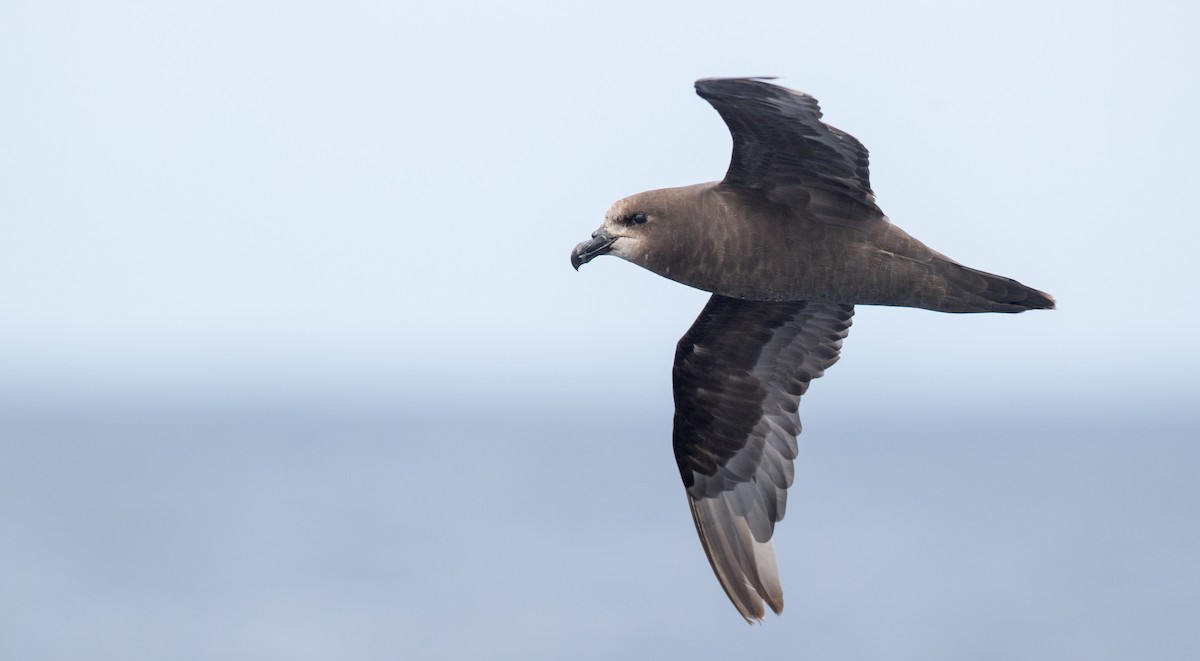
570 190 673 271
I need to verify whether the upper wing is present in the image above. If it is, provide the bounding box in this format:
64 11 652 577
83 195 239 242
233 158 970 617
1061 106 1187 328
672 295 854 621
695 77 882 222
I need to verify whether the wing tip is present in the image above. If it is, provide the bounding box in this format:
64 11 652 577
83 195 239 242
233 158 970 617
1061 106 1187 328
688 493 786 623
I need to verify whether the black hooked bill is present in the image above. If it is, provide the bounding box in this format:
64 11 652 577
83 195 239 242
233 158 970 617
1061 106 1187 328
571 228 616 270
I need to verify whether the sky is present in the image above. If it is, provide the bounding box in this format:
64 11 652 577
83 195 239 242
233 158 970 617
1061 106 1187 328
1 1 1198 659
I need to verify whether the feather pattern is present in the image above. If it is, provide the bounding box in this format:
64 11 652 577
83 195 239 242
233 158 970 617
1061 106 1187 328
695 77 880 220
673 295 854 621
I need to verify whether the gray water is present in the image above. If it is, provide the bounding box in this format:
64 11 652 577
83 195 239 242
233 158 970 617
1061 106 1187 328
2 397 1195 661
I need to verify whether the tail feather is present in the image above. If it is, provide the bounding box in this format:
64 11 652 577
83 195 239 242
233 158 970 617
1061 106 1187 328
936 261 1056 313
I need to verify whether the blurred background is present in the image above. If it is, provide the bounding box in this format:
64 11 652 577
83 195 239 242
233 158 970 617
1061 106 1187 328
2 1 1197 659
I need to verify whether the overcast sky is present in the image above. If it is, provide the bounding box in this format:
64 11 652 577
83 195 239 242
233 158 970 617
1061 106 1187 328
1 1 1197 659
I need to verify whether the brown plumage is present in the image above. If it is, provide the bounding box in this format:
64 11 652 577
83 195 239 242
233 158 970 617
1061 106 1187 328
571 77 1054 622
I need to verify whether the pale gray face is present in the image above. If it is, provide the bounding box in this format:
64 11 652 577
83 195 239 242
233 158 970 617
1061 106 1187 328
570 192 666 270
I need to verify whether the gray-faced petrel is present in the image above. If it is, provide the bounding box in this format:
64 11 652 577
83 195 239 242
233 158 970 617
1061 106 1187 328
571 77 1054 622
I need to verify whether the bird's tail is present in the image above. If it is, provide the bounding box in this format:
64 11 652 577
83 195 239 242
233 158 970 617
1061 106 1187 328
934 260 1056 313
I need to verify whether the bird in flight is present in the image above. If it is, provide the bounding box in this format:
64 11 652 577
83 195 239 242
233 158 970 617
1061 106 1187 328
571 77 1054 622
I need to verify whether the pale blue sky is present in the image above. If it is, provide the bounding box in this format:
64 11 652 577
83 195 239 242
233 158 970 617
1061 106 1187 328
1 1 1197 659
1 0 1196 408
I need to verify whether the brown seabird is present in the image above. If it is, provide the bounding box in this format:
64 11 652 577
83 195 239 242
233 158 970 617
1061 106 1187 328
571 77 1054 622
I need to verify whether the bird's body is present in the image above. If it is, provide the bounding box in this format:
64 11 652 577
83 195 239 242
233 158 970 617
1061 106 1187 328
571 77 1054 622
606 182 1050 311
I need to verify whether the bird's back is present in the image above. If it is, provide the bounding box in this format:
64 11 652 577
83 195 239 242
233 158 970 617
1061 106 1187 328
644 185 1052 312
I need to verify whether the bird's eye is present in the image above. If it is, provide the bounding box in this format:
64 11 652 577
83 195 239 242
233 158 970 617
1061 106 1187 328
629 212 648 225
